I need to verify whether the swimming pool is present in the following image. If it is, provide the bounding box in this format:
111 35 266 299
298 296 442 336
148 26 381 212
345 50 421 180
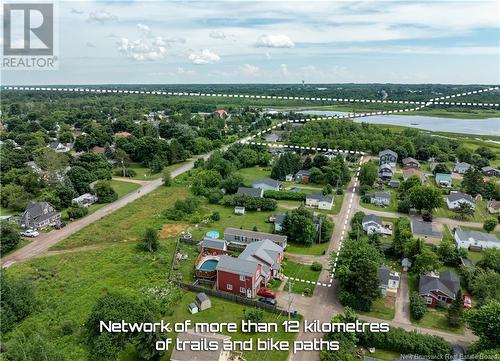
198 259 218 272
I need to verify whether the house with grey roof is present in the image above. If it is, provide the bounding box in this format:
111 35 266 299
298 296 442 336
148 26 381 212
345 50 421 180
419 271 460 307
446 192 475 210
411 218 443 244
72 193 98 207
362 214 392 235
305 192 333 210
200 237 227 253
482 166 500 177
236 187 263 198
378 163 395 181
215 239 284 298
224 227 287 248
273 213 286 232
370 192 391 206
402 157 420 169
47 142 70 153
389 180 400 188
294 169 311 183
252 178 283 191
435 173 452 188
378 265 400 297
379 149 398 167
453 162 471 174
19 201 61 229
170 330 233 361
454 227 500 250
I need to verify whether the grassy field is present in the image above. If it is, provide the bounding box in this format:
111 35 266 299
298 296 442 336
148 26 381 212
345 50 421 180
126 161 188 181
366 349 401 360
358 297 395 320
286 241 329 256
52 185 190 250
236 166 272 185
3 242 177 361
282 260 321 296
434 199 491 223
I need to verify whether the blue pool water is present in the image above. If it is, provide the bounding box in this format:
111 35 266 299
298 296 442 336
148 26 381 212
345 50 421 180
199 259 218 271
206 231 220 238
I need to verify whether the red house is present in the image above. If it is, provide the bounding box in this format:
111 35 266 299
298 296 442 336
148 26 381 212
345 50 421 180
216 240 284 298
419 271 460 308
213 109 227 118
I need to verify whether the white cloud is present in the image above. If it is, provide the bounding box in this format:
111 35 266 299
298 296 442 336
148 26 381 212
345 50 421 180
280 64 289 76
137 23 152 36
117 38 167 61
188 49 220 65
241 64 259 76
177 67 195 75
70 8 84 15
209 30 227 40
86 42 96 48
87 10 117 23
256 34 295 48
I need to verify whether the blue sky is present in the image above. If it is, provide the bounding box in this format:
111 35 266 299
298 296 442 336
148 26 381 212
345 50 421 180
3 0 500 85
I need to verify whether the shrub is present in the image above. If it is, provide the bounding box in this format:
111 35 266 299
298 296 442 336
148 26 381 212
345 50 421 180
162 169 171 186
311 261 323 271
336 188 344 195
67 205 88 219
303 287 312 296
263 190 306 201
422 210 433 222
410 291 427 320
210 211 220 221
244 308 264 324
208 190 223 204
94 181 118 203
114 168 137 177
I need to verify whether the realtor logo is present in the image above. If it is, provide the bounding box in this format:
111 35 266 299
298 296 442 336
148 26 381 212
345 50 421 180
3 3 53 55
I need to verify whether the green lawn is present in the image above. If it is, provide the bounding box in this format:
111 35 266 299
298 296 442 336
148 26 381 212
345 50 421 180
3 242 178 361
286 242 330 256
412 308 465 335
361 191 398 212
125 161 188 181
282 260 321 296
466 250 483 263
0 207 16 216
366 349 401 360
236 166 272 186
358 297 395 320
52 185 190 250
434 200 490 222
161 290 297 361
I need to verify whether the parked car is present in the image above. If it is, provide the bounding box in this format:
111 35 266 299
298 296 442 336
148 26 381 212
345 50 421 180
463 295 472 308
21 229 39 237
54 221 66 229
257 288 276 299
258 297 277 306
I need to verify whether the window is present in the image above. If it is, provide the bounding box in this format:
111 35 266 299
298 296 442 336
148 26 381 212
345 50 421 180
240 287 245 293
425 297 433 304
226 284 232 290
240 275 245 281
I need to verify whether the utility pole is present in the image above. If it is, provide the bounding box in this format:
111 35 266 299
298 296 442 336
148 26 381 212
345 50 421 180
287 280 293 321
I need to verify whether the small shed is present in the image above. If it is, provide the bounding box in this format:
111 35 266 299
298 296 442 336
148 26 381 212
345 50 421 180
401 258 412 272
234 206 245 215
195 292 211 311
188 303 198 314
285 174 293 182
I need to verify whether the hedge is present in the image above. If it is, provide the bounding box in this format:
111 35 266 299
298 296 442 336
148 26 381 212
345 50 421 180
263 190 306 201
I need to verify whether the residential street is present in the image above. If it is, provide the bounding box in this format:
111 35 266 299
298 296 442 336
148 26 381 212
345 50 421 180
0 153 211 268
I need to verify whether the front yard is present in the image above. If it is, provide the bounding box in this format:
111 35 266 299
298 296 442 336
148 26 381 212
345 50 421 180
358 297 395 320
434 199 491 222
282 260 322 296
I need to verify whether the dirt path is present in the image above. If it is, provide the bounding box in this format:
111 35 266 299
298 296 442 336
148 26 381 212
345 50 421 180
394 272 411 324
0 136 251 269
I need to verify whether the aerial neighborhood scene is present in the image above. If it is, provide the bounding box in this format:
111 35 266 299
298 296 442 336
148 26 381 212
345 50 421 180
1 1 500 361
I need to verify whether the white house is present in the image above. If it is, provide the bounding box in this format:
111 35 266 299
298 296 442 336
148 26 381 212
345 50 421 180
378 265 400 297
454 227 500 250
446 192 475 210
378 163 394 181
47 142 70 153
251 178 282 191
370 192 391 206
362 214 392 235
72 193 98 207
305 193 333 210
453 162 471 174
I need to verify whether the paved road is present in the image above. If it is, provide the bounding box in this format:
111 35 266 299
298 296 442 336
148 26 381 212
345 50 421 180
0 153 215 269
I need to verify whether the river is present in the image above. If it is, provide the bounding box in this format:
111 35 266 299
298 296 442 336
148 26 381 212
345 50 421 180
297 110 500 137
